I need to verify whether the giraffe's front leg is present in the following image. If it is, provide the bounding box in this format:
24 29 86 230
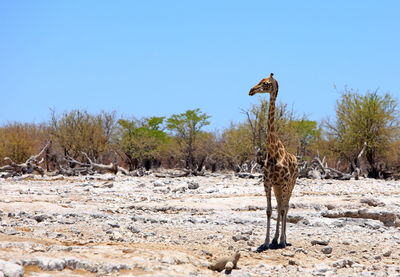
256 181 272 253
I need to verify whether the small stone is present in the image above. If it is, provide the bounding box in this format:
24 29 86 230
241 230 253 236
103 182 114 188
322 246 333 254
282 251 295 257
205 187 219 193
311 239 329 246
287 215 304 224
332 259 345 268
332 220 344 228
2 228 17 235
374 255 382 260
326 204 335 210
107 221 120 228
127 225 140 234
247 240 256 246
153 180 165 187
33 215 49 223
332 258 353 268
295 248 308 255
233 218 246 224
172 184 187 193
382 250 392 257
288 259 299 266
360 198 384 207
229 271 251 277
232 234 248 242
110 231 125 242
313 264 331 274
352 263 365 270
188 182 199 190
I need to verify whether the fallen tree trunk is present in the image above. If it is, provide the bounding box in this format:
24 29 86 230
62 152 130 175
235 172 262 179
299 156 352 180
154 168 206 178
0 141 52 178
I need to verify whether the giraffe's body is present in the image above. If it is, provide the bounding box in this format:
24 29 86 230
249 73 298 251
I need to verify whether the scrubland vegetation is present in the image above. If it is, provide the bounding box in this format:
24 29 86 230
1 88 399 178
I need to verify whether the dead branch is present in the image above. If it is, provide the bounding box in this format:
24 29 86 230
300 156 352 180
354 142 367 180
235 172 262 179
154 168 206 178
0 141 52 178
61 152 129 175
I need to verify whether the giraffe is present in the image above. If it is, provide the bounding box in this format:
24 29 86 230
249 73 298 252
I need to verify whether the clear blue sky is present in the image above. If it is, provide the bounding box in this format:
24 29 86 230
1 1 399 130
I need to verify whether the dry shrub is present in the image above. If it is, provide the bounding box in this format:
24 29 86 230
0 122 48 164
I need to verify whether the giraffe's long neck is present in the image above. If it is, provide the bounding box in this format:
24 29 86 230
267 90 278 157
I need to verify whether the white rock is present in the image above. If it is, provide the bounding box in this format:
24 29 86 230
107 221 120 228
0 259 24 277
312 264 333 276
205 187 219 193
48 259 66 271
332 258 353 268
64 257 78 269
172 184 187 193
34 257 51 270
153 180 165 187
229 271 252 277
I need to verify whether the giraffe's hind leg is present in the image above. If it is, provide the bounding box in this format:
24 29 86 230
279 178 297 248
269 206 281 249
278 206 291 248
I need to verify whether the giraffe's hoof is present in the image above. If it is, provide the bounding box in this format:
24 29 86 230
276 242 291 248
256 243 269 253
277 243 286 249
269 243 279 249
269 240 279 249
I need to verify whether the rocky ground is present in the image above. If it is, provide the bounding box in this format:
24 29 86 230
0 172 399 276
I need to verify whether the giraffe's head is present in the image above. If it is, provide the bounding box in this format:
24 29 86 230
249 73 278 96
